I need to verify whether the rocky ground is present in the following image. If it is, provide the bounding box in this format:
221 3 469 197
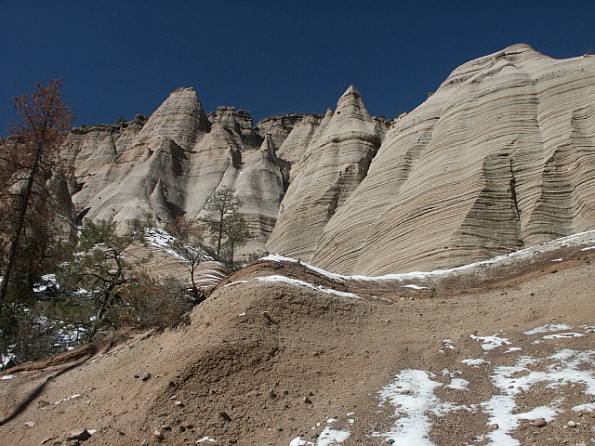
0 235 594 446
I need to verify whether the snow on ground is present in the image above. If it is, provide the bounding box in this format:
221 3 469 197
482 348 595 445
446 377 470 390
524 324 573 335
54 393 81 404
402 284 430 290
264 229 595 284
533 332 585 344
256 275 362 300
0 375 14 380
33 274 59 293
290 425 351 446
461 358 490 367
263 255 346 282
1 351 15 369
144 228 212 262
372 369 454 445
524 325 588 344
370 324 594 446
470 334 511 351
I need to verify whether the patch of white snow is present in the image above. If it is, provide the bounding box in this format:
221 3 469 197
402 284 429 290
256 275 361 299
461 358 490 367
470 334 511 351
316 427 350 446
446 378 469 390
524 324 573 335
373 369 453 445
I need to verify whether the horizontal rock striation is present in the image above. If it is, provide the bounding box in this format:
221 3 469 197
266 85 382 261
309 44 595 274
61 44 595 272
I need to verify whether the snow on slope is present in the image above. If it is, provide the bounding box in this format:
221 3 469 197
263 229 595 286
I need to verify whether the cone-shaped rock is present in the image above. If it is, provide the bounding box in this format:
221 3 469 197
266 86 381 261
231 135 287 256
134 87 209 150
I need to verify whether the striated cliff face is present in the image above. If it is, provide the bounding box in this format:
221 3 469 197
61 44 595 271
309 44 595 274
266 85 382 261
61 88 316 258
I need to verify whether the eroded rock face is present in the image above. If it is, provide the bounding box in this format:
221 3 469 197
61 88 314 258
310 44 595 274
266 85 382 261
62 44 595 271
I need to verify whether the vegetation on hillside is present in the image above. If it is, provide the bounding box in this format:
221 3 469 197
0 83 251 369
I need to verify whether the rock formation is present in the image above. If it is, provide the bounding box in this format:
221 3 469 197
266 85 382 261
61 88 314 258
61 44 595 272
309 44 595 274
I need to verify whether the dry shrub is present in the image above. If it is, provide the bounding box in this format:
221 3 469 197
115 272 193 331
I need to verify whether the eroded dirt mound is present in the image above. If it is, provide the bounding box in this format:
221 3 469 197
0 242 593 445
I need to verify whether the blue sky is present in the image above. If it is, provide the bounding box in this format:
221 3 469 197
1 1 594 134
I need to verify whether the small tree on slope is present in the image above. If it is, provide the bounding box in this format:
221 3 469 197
201 186 250 265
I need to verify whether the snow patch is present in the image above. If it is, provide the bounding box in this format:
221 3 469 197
255 275 362 299
265 230 595 284
471 334 511 351
316 427 350 446
446 378 469 390
373 369 453 445
0 375 14 380
532 332 586 344
524 324 573 335
55 393 81 404
504 347 523 354
402 284 429 290
461 358 490 367
481 349 595 445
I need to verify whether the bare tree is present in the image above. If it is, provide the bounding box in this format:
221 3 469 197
166 216 208 302
0 80 73 314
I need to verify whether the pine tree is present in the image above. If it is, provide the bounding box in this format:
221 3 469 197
200 186 251 265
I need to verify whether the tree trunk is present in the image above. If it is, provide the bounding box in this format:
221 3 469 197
0 143 43 312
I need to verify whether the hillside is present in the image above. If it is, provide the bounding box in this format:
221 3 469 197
0 231 593 445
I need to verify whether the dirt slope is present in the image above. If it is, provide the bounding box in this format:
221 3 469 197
0 240 593 445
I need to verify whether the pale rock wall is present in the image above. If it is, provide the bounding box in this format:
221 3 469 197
61 44 595 272
61 88 305 258
266 85 382 261
310 44 595 274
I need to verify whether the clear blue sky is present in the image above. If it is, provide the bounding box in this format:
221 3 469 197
1 1 594 134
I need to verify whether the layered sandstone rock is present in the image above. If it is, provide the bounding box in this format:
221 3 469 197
309 44 595 274
61 88 319 259
266 85 382 261
61 44 595 272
